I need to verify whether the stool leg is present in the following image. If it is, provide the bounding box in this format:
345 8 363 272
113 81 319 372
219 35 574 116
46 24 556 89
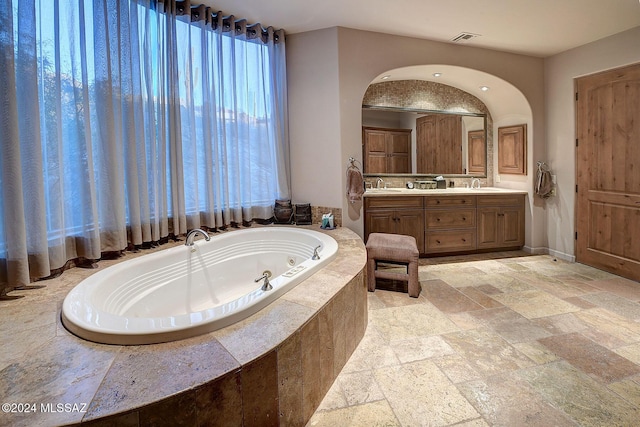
408 258 419 297
367 258 376 292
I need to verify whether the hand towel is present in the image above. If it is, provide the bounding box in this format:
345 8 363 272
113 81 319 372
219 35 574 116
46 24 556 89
346 167 365 203
536 169 553 199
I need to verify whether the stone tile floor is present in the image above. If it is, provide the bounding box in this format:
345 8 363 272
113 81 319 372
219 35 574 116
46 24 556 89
307 253 640 426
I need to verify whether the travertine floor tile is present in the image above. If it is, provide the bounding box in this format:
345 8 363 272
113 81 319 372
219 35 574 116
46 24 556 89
490 289 580 319
374 360 480 426
307 400 400 426
309 254 640 427
457 373 576 426
589 277 640 300
614 342 640 365
390 335 455 364
538 332 640 383
422 279 485 313
341 324 399 374
433 352 483 384
519 361 640 426
575 307 640 345
608 377 640 406
442 328 534 378
578 291 640 320
337 371 385 406
369 303 459 342
469 306 552 343
457 286 503 309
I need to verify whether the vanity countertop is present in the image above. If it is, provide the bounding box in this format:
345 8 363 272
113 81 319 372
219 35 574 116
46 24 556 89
363 187 528 197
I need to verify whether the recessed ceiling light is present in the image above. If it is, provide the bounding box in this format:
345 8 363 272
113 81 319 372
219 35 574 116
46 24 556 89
480 86 490 91
432 73 442 77
381 75 391 80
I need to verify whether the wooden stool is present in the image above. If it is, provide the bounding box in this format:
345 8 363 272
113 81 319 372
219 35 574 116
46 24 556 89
366 233 420 298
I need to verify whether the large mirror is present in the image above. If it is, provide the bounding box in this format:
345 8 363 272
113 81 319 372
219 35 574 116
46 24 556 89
361 79 491 178
362 107 486 176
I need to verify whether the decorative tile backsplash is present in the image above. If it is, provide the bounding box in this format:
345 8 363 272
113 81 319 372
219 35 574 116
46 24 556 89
363 80 489 115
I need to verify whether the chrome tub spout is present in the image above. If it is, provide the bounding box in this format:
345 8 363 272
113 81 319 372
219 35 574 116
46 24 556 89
185 228 211 247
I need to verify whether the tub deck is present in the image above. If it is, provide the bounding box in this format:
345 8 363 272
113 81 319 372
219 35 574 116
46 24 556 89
0 226 367 427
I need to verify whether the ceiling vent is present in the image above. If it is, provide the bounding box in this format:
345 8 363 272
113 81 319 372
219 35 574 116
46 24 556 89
451 32 480 43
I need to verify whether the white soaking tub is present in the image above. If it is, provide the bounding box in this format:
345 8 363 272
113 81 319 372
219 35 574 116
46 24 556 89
62 227 338 345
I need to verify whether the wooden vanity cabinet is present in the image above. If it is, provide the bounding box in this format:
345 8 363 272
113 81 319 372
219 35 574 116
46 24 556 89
477 195 525 249
425 196 477 254
363 192 525 256
364 197 425 253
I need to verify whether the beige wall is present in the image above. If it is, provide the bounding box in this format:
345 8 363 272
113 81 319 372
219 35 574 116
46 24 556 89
544 26 640 261
286 28 343 208
287 27 546 248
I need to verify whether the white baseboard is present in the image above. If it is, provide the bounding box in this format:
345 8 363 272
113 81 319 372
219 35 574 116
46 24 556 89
522 246 548 255
548 248 575 262
522 246 575 262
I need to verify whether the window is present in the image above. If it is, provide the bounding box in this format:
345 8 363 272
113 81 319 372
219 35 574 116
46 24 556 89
0 0 289 289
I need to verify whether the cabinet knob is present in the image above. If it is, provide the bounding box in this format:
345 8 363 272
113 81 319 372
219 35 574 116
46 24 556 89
436 200 440 204
436 218 440 222
462 217 466 221
462 238 466 242
462 200 466 204
436 239 441 244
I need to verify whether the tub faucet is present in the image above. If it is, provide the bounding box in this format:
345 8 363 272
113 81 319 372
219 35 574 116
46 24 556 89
255 271 272 291
470 178 481 189
185 228 211 247
312 245 321 260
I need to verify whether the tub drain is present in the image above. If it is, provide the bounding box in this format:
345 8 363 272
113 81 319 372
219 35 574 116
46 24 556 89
287 257 296 267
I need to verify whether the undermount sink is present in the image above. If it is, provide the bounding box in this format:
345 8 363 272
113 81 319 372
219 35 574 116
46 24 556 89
366 188 402 193
449 187 503 192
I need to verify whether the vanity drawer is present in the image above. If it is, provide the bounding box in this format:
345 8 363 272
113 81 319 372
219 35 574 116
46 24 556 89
477 194 525 207
365 196 424 210
426 209 476 229
426 230 476 253
425 196 476 207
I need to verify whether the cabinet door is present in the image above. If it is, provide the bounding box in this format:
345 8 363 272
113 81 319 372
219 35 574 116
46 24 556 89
363 129 387 174
365 210 396 243
387 131 411 173
477 207 500 249
468 130 486 174
416 115 436 174
437 115 463 174
501 205 525 247
395 209 425 253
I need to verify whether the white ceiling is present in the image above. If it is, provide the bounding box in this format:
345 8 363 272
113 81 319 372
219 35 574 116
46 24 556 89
202 0 640 57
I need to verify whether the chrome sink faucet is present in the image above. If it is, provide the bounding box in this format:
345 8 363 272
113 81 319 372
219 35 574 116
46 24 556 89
470 178 481 189
185 228 211 247
376 177 384 189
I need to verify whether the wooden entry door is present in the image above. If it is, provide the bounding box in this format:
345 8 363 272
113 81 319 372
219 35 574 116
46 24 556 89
575 63 640 281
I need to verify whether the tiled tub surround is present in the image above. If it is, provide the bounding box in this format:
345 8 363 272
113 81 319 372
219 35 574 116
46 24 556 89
0 227 367 427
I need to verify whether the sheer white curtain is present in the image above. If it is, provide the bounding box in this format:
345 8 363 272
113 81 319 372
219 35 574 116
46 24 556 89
0 0 290 295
